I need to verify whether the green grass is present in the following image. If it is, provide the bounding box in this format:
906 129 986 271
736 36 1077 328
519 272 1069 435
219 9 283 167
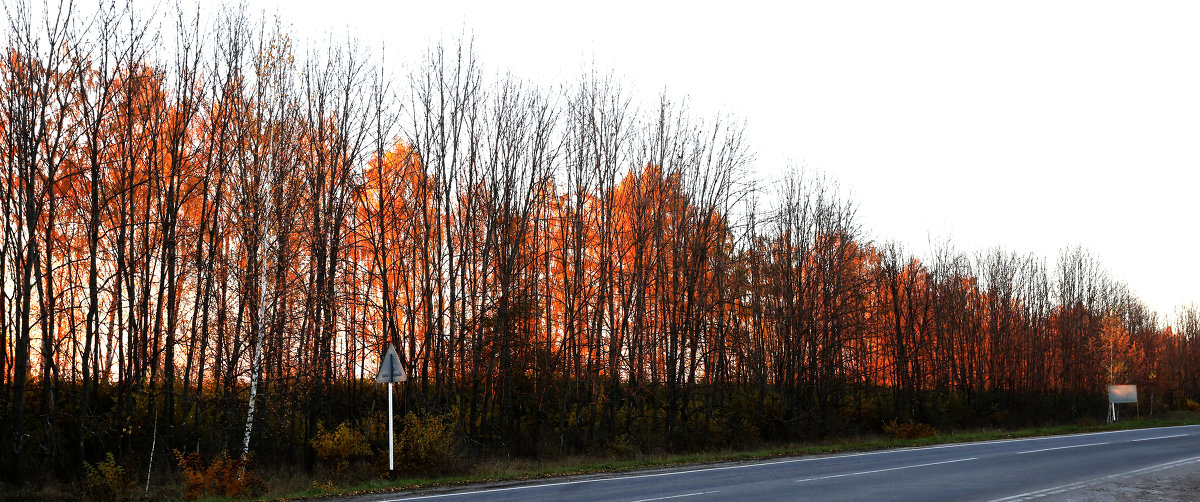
271 414 1200 502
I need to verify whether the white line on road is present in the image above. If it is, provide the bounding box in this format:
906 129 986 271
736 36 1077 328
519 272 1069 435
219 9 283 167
1130 433 1189 442
988 454 1200 502
1015 442 1109 455
377 446 957 501
375 425 1200 501
795 457 978 483
631 490 720 502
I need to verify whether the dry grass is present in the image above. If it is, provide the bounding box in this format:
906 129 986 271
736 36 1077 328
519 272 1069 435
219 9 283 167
6 416 1200 501
283 416 1200 501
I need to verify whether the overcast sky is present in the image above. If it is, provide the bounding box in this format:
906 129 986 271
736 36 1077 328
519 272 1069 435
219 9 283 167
233 0 1200 316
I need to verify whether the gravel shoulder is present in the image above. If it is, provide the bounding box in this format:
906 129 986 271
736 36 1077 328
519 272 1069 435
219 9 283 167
1037 456 1200 502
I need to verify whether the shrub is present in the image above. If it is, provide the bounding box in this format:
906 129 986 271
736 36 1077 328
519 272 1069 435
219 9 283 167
312 479 337 493
606 433 636 457
396 412 463 474
312 421 372 472
989 403 1011 425
938 393 972 427
82 452 133 502
882 419 938 439
175 450 265 500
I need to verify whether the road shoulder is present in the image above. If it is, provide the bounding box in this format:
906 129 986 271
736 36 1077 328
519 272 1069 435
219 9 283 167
1036 456 1200 502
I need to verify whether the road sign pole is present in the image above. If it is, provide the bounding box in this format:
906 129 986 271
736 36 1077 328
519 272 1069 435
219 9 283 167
388 381 394 477
375 343 406 480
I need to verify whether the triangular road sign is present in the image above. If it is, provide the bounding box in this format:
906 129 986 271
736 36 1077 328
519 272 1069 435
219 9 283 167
375 344 407 383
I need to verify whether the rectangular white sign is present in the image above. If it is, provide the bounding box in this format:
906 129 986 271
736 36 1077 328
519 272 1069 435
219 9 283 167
1108 385 1137 404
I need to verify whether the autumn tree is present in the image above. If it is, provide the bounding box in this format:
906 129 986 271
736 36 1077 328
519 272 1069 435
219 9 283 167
1 1 1198 489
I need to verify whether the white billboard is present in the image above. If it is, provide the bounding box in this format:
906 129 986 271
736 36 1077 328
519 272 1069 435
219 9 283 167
1108 385 1137 404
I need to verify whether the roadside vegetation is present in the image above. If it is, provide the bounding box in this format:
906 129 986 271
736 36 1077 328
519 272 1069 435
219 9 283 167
4 1 1200 500
277 411 1200 501
6 412 1197 501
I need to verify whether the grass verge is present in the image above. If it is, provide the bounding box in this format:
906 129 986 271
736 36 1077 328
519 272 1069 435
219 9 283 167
278 414 1200 501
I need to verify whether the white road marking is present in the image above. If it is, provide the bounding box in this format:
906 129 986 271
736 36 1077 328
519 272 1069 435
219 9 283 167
631 490 720 502
795 457 978 483
1130 433 1189 442
377 447 951 501
1016 442 1109 455
375 425 1200 501
988 455 1200 502
855 424 1195 454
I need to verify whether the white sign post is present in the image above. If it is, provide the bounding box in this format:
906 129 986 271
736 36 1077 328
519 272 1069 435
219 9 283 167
1107 384 1137 423
375 344 407 477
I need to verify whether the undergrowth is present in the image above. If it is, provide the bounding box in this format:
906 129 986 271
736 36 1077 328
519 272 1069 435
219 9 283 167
6 415 1199 501
274 414 1200 501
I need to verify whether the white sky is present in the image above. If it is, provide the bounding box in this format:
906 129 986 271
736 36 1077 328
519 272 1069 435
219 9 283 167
229 0 1199 316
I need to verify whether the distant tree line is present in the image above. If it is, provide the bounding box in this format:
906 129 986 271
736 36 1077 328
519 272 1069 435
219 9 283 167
2 1 1198 486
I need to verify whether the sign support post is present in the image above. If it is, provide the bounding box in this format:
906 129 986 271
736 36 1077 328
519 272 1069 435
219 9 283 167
388 381 393 473
375 344 406 479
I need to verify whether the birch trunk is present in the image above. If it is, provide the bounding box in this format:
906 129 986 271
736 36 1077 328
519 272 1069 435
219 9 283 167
242 228 270 461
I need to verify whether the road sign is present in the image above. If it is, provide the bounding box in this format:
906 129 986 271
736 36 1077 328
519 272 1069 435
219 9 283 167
375 344 406 477
375 344 407 383
1107 384 1138 423
1108 385 1137 404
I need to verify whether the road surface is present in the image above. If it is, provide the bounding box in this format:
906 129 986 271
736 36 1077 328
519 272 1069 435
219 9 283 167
347 425 1200 502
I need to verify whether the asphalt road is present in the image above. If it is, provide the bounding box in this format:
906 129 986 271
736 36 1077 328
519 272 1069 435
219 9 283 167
351 425 1200 502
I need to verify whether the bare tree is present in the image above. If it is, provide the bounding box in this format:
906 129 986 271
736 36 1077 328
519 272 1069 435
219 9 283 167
0 0 76 480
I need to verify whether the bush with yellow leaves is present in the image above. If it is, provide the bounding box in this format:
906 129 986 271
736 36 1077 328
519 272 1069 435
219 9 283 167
396 411 464 474
882 418 938 439
311 421 372 472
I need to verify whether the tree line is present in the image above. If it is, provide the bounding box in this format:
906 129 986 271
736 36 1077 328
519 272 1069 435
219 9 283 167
2 1 1198 485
